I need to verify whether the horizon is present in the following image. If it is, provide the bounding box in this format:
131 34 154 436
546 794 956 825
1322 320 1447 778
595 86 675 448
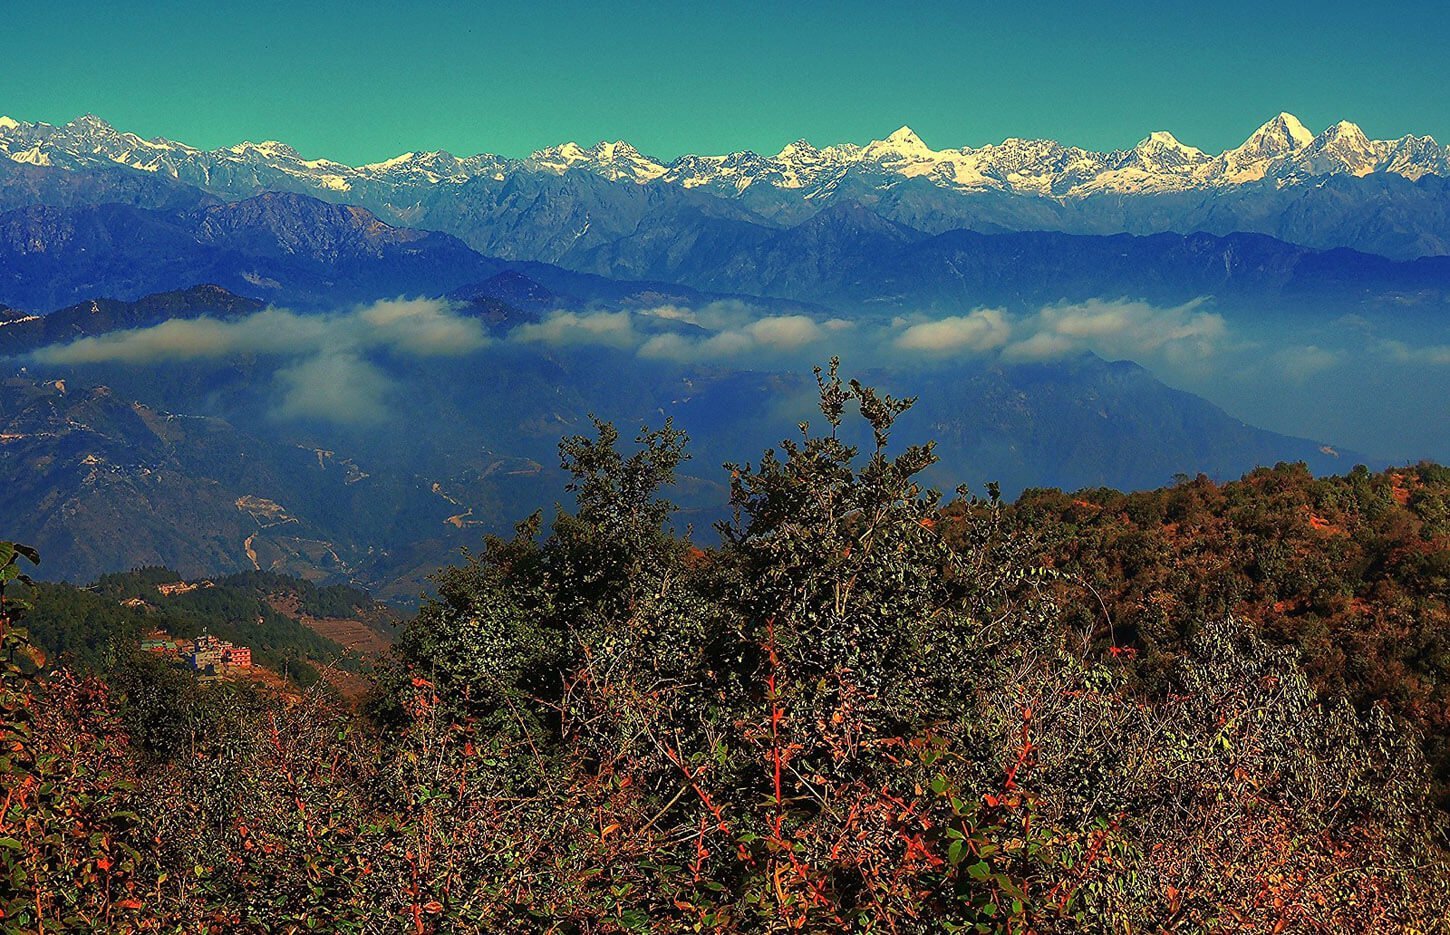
7 1 1449 164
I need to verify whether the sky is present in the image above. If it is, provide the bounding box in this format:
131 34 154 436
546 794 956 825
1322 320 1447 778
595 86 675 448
4 1 1448 163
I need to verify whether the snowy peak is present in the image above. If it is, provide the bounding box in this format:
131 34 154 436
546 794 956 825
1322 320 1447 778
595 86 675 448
1124 130 1209 170
775 139 820 160
1223 112 1314 168
1278 120 1384 178
1139 129 1202 152
528 141 588 170
1382 133 1449 180
525 139 665 181
73 113 114 132
861 125 936 163
229 140 303 160
1214 112 1319 183
1325 119 1370 146
1252 112 1315 153
354 149 509 184
884 125 927 148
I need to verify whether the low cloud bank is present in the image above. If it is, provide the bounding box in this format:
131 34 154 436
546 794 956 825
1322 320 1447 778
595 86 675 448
893 310 1010 354
509 297 1230 371
639 314 846 362
511 310 636 348
1004 299 1227 366
31 298 488 423
33 292 1444 432
33 298 487 365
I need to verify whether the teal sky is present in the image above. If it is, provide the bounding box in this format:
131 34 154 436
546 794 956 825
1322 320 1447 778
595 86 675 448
6 1 1448 164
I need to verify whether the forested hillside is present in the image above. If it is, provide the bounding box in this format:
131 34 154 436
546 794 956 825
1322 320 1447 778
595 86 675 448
975 463 1450 804
19 566 394 688
2 367 1447 931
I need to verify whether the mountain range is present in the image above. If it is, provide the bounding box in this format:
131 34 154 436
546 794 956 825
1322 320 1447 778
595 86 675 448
4 111 1444 199
5 112 1450 261
0 184 1446 319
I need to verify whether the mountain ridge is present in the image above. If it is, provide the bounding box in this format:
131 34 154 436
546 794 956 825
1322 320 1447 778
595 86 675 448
3 192 1447 319
3 111 1443 198
7 111 1450 261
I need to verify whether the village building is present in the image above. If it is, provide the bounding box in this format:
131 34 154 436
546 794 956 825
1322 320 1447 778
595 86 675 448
184 633 253 671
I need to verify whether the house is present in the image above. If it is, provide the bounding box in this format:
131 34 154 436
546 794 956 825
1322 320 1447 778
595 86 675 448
184 634 252 671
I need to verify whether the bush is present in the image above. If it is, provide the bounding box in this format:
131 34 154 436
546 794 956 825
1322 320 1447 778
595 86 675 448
3 366 1449 931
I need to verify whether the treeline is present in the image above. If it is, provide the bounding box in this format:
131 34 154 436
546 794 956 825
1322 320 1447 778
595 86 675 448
976 462 1450 802
2 366 1448 932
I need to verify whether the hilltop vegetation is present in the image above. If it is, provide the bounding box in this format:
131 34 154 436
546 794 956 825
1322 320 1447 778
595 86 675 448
2 367 1448 932
20 566 392 686
977 463 1450 804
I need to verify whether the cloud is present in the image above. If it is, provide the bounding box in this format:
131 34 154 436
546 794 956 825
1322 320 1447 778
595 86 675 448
638 315 832 362
1381 340 1450 366
743 315 828 348
31 298 488 366
274 351 393 424
502 299 1230 375
503 299 840 363
510 310 638 348
1004 298 1226 365
1001 330 1075 360
28 298 489 423
354 298 490 356
893 309 1011 354
30 308 330 364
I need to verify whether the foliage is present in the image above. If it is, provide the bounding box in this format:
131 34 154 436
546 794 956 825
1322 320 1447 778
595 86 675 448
0 543 150 933
981 463 1450 803
3 367 1450 931
23 567 359 684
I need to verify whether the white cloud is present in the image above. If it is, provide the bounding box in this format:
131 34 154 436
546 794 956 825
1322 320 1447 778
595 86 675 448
743 315 827 348
894 309 1012 354
510 310 637 348
1381 340 1450 366
507 304 837 363
1004 298 1225 364
30 298 487 365
27 298 488 424
1001 331 1075 361
354 297 490 356
638 315 830 362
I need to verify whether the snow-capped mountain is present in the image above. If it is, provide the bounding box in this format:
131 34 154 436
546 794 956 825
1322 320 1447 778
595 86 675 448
2 111 1444 202
5 111 1450 263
